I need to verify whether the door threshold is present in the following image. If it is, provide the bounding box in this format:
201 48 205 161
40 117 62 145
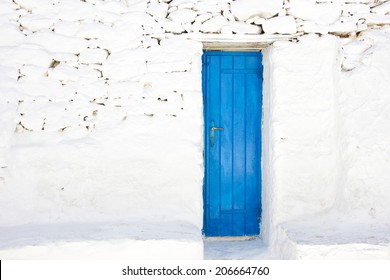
203 236 259 241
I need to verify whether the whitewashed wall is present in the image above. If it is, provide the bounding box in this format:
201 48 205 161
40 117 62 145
0 0 390 258
339 29 390 219
263 35 390 260
0 0 205 227
262 34 342 245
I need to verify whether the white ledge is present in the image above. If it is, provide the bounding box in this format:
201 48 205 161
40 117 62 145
165 33 304 50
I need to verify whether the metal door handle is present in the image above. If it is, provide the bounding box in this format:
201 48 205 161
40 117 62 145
210 120 223 147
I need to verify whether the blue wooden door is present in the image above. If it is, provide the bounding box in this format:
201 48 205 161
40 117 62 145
203 51 262 236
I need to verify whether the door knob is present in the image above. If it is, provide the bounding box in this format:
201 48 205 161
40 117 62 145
210 120 223 147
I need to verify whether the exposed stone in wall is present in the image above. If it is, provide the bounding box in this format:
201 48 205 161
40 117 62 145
151 0 390 36
0 0 388 135
0 0 385 156
0 0 203 136
0 0 205 225
0 0 386 193
0 0 389 231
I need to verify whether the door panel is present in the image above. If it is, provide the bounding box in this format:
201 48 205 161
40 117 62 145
203 51 263 237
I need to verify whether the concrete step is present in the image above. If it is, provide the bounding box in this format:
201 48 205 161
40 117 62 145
0 221 203 259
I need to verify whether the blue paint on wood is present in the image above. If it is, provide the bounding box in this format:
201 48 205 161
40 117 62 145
203 51 263 237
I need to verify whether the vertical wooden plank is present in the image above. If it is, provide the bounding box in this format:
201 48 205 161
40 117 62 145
220 55 233 212
220 55 233 235
233 213 245 236
257 53 263 235
208 54 221 235
234 55 245 69
245 54 261 235
220 213 233 236
202 53 209 235
245 55 259 69
232 55 246 235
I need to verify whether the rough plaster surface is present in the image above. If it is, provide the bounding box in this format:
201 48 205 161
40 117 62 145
0 0 390 259
262 29 390 259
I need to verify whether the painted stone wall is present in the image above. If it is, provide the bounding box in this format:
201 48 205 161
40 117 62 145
0 0 390 252
262 34 341 244
262 28 390 248
339 28 390 219
0 0 205 227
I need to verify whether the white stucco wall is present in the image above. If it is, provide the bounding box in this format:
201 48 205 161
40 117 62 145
262 34 341 244
339 29 390 219
262 30 390 257
0 8 205 228
0 0 390 259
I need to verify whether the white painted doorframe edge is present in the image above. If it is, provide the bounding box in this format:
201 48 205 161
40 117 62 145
166 33 303 50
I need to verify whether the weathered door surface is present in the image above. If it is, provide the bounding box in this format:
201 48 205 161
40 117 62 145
203 51 262 236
